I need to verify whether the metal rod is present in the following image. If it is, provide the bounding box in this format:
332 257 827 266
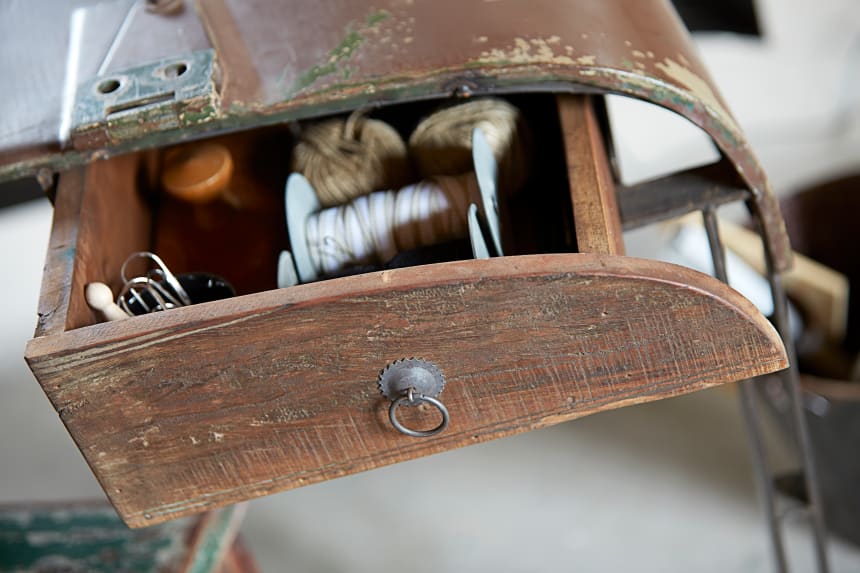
702 206 789 573
752 208 831 573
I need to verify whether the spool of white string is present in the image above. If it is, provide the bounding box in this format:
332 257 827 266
305 174 478 276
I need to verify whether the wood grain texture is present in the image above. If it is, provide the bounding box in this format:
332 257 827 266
557 95 625 255
154 128 291 296
26 254 787 528
35 168 85 337
65 153 153 330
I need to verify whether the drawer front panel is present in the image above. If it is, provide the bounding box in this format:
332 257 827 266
26 255 786 527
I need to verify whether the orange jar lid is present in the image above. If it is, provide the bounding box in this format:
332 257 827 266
161 143 234 204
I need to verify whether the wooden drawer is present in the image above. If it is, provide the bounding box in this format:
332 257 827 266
24 94 787 529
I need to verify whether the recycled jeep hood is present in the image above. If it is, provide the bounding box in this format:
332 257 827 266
0 0 790 269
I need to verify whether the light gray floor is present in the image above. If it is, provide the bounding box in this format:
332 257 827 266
4 0 860 570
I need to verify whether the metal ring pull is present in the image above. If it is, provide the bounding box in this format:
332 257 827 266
388 388 450 438
378 358 449 438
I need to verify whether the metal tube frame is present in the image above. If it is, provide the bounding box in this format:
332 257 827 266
702 204 830 573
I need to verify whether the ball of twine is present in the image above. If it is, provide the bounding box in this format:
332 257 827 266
291 110 413 207
408 98 531 191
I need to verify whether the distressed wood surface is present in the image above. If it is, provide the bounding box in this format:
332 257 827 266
557 95 624 255
26 254 787 528
65 153 154 330
36 153 158 336
34 168 85 338
154 129 292 297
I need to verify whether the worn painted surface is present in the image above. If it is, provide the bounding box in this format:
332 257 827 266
200 0 789 271
71 50 221 153
0 503 191 572
0 0 790 269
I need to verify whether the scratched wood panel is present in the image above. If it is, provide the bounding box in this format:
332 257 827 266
35 168 86 338
26 254 787 528
65 153 154 331
557 94 625 255
36 156 154 337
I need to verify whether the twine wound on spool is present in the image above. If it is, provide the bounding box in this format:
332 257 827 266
291 110 413 207
409 98 530 191
306 174 478 276
283 128 503 286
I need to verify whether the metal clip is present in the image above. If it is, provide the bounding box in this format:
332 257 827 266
118 252 192 314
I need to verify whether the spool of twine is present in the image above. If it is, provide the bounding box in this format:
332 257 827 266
291 110 413 207
409 98 531 191
305 174 479 277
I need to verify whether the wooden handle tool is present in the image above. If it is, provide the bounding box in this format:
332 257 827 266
85 282 128 321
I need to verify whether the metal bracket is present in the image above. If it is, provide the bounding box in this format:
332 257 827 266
71 49 219 148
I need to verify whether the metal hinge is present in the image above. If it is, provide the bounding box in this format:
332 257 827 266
71 49 219 149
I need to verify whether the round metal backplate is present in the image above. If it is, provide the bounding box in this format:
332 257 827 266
378 358 445 401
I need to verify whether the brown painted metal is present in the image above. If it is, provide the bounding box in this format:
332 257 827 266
0 0 790 270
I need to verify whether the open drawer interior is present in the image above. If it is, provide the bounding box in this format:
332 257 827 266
26 93 789 528
46 93 578 334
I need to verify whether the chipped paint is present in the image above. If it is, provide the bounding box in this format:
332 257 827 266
0 1 793 273
654 57 739 133
477 37 576 65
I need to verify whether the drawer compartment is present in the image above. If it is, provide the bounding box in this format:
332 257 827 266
25 99 787 528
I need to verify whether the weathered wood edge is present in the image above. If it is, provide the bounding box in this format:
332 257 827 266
25 254 789 528
557 95 625 255
34 168 85 338
65 153 154 331
26 253 782 360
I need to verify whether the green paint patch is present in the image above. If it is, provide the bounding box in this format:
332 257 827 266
0 506 187 572
366 9 389 27
182 103 220 125
291 10 389 93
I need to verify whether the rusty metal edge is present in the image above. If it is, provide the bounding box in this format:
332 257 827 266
0 63 792 271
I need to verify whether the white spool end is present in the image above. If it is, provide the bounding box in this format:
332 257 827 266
285 173 322 283
467 204 490 259
277 250 299 289
472 128 503 256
